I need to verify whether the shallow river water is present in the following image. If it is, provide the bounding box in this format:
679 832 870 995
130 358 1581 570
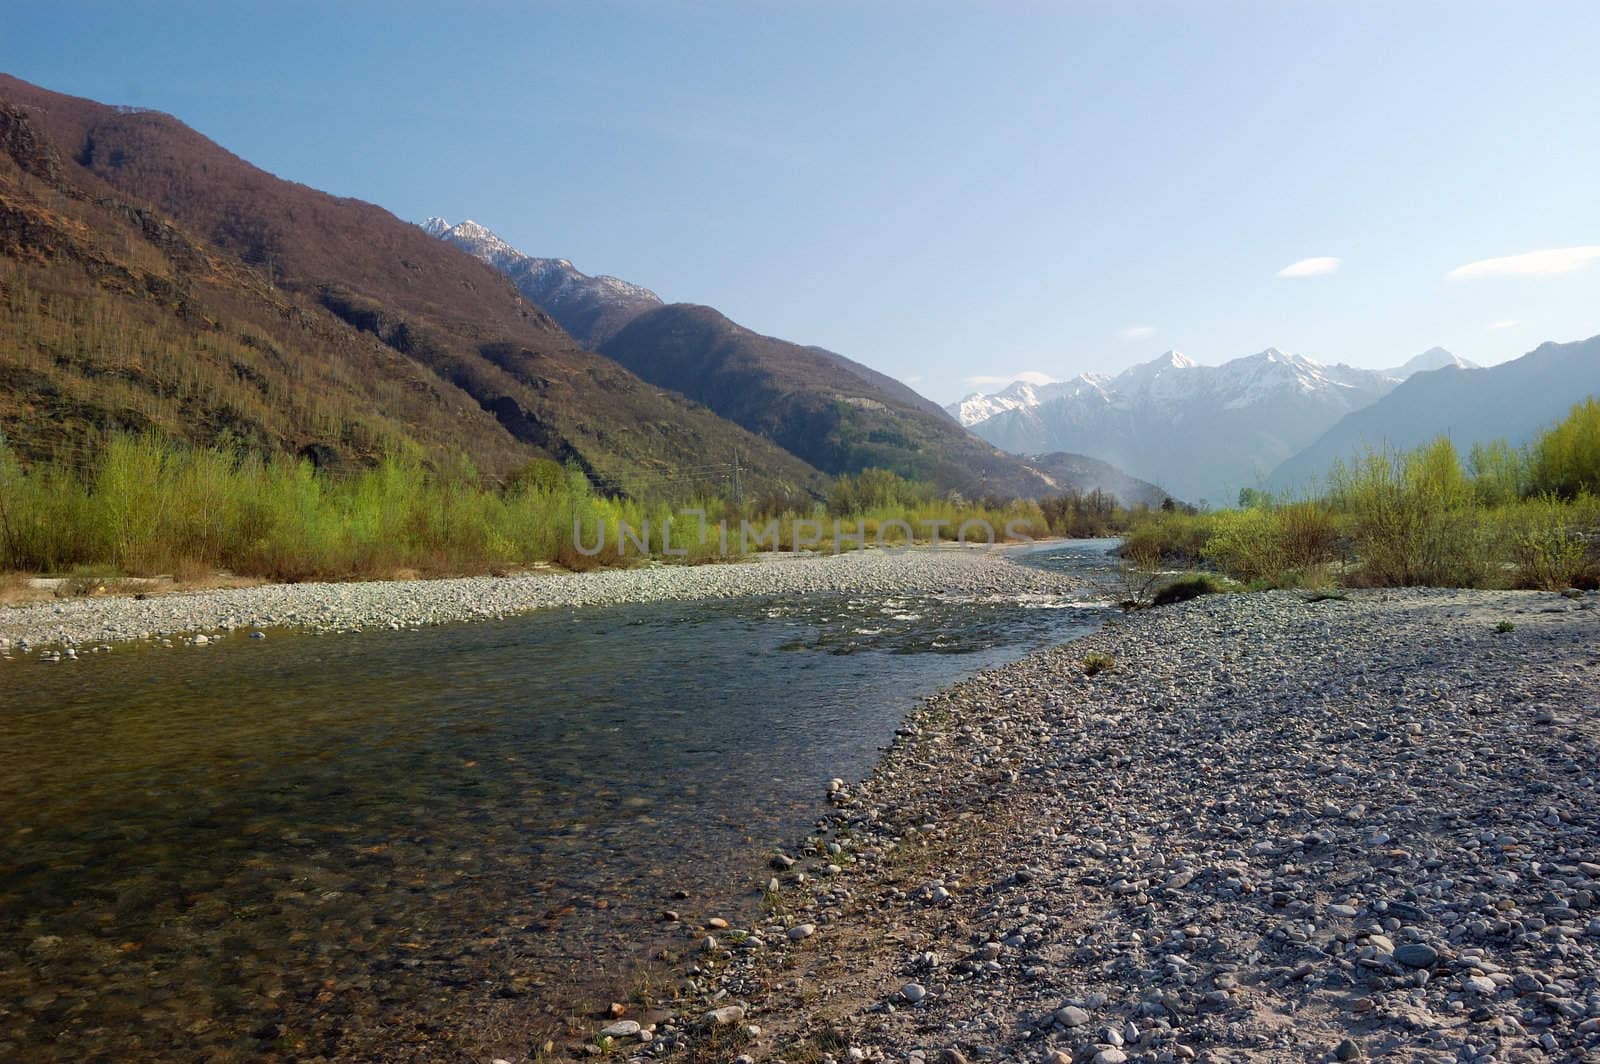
0 541 1121 1061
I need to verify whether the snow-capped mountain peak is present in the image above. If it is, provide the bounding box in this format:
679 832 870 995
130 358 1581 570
1387 347 1477 377
421 216 663 346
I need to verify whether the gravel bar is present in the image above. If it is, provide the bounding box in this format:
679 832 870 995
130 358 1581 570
663 587 1600 1064
0 547 1075 653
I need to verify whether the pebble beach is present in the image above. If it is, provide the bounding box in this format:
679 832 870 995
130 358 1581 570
0 547 1077 654
656 587 1600 1064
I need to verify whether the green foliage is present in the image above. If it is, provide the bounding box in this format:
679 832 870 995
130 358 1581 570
0 433 739 580
826 468 931 516
1327 438 1486 587
1529 397 1600 498
1468 439 1530 506
1492 492 1599 591
1120 511 1218 569
1115 398 1600 591
1495 620 1516 633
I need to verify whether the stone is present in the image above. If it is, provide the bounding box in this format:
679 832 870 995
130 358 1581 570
1055 1005 1090 1028
599 1020 640 1038
702 1005 745 1027
1333 1038 1362 1060
900 982 927 1004
787 923 816 941
1394 943 1439 968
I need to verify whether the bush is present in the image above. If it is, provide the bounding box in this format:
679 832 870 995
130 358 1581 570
1493 492 1599 590
1120 511 1216 568
1529 397 1600 498
1329 439 1487 587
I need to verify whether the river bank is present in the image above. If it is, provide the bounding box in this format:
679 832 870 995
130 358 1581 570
0 546 1081 654
649 587 1600 1064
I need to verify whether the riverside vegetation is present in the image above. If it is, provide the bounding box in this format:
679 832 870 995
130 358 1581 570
1121 397 1600 593
0 436 1150 584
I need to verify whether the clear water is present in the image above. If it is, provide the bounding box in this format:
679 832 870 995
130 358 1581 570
0 541 1122 1061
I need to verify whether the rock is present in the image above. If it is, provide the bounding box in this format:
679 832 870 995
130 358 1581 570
1394 943 1439 968
1333 1038 1362 1060
702 1005 745 1027
787 923 816 941
599 1020 641 1038
1091 1050 1126 1064
1055 1005 1090 1027
900 982 926 1004
934 1051 968 1064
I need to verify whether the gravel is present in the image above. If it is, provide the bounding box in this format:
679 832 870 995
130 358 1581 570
0 547 1071 654
665 587 1600 1064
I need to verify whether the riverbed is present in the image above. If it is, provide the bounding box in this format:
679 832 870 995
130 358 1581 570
0 541 1123 1062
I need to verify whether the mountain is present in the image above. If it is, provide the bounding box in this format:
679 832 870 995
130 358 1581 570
424 218 661 347
963 349 1404 505
947 378 1084 427
595 303 1055 497
1269 336 1600 493
0 73 823 499
423 217 1063 498
1386 346 1478 378
1022 452 1171 509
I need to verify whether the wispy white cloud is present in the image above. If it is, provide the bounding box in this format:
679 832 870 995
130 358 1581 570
1276 256 1342 278
965 370 1058 389
1118 325 1156 340
1487 319 1520 330
1448 246 1600 280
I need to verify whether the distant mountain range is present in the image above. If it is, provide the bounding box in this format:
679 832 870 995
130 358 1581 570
950 347 1480 504
1268 335 1600 492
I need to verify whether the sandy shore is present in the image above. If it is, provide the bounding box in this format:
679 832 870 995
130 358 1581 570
0 547 1077 653
649 587 1600 1064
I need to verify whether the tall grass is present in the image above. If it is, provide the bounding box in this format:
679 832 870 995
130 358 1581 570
0 438 1069 581
0 434 738 580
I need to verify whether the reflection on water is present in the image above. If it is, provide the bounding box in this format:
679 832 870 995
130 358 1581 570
0 541 1120 1061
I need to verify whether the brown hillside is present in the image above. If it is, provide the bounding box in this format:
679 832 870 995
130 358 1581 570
0 73 824 498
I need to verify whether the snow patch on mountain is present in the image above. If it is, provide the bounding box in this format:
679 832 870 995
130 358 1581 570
421 217 662 345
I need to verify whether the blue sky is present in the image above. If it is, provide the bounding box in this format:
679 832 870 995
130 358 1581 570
5 1 1598 401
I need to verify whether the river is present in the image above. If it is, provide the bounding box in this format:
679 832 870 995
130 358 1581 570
0 540 1123 1061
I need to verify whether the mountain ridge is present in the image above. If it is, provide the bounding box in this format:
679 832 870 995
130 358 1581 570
1269 336 1600 492
423 216 1081 499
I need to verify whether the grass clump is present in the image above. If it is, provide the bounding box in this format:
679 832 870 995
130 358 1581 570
1081 651 1115 676
1495 620 1517 633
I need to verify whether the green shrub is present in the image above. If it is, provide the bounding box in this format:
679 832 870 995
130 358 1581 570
1329 439 1487 587
1529 397 1600 498
1493 492 1599 590
1121 511 1217 568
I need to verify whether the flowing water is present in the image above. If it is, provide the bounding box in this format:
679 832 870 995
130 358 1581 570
0 541 1122 1061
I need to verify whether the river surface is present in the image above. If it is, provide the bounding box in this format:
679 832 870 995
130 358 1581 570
0 541 1122 1062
